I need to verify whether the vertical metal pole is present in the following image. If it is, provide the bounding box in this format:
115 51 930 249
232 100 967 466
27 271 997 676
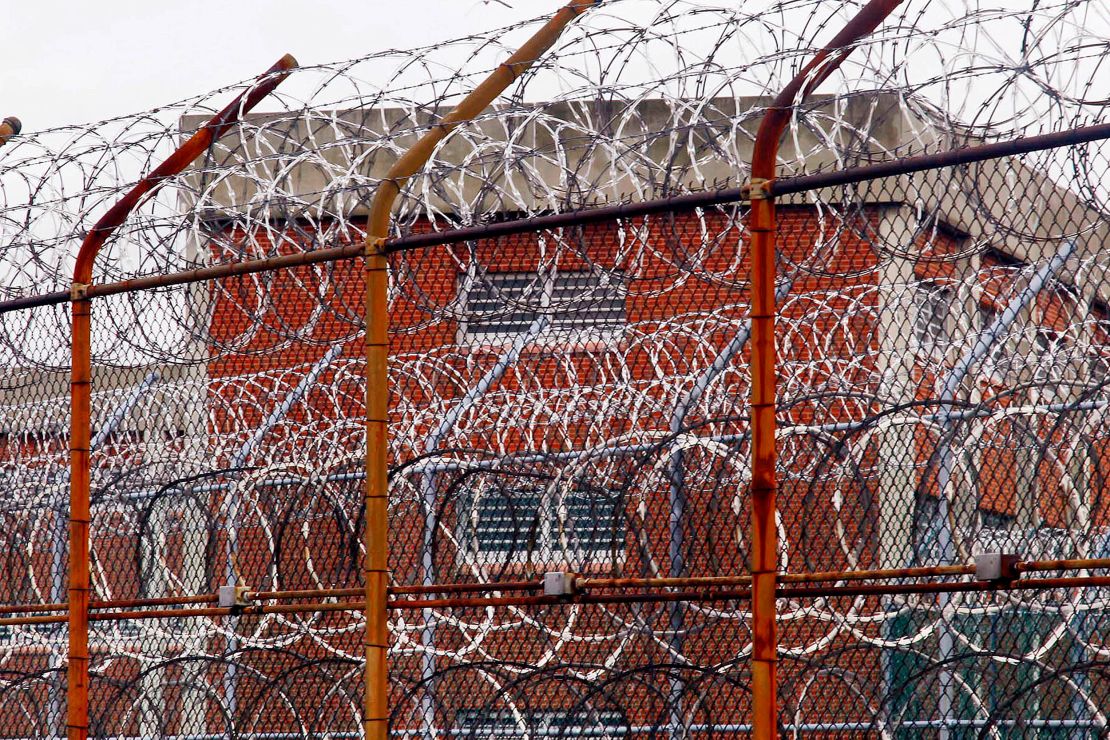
364 238 391 740
418 314 548 740
666 459 686 740
67 290 91 740
49 498 66 737
747 4 902 738
931 241 1075 739
64 56 295 740
666 280 793 740
746 184 779 740
359 5 596 737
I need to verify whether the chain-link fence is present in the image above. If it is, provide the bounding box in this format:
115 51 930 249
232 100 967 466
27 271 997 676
2 0 1110 737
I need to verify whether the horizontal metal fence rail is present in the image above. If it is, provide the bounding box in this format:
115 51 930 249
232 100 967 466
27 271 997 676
4 121 1110 317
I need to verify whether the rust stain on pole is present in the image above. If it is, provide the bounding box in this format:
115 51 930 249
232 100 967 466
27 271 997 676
65 54 296 740
360 4 597 738
747 2 903 738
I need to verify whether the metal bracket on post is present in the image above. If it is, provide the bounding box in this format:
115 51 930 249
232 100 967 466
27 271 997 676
70 282 89 302
218 585 253 611
365 236 387 258
747 177 773 200
543 571 578 598
358 6 596 738
975 553 1021 583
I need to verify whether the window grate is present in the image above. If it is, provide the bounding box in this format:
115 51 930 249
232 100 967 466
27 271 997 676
455 709 630 739
978 305 1012 376
461 270 626 343
461 482 625 562
913 282 950 355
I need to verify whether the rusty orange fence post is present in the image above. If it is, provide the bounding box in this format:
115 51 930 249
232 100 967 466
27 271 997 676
360 3 597 738
65 55 296 740
747 2 903 738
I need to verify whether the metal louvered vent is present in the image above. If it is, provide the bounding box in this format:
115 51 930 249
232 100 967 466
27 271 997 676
460 270 627 344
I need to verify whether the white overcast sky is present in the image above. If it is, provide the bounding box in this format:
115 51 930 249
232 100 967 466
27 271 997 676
6 1 1109 140
2 1 539 131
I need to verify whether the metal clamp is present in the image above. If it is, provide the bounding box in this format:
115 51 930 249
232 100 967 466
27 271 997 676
364 236 388 258
217 584 253 611
747 177 773 200
543 571 578 597
975 553 1021 583
70 282 89 301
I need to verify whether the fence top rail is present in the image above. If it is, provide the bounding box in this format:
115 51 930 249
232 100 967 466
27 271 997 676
2 121 1108 317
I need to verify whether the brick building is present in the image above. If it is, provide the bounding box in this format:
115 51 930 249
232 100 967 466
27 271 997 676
0 92 1106 735
194 93 1110 734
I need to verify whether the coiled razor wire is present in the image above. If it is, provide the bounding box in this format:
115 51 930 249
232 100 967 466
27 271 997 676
0 0 1109 736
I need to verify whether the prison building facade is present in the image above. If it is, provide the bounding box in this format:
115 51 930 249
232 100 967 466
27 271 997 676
0 93 1106 736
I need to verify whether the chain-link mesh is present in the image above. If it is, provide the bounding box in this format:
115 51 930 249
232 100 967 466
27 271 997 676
1 0 1110 737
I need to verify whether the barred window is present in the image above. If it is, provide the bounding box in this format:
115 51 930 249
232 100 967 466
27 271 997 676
459 269 626 343
978 305 1012 377
460 481 625 563
913 282 950 355
979 509 1014 531
1032 329 1071 399
456 709 630 739
1092 354 1110 386
916 496 1074 562
0 621 64 645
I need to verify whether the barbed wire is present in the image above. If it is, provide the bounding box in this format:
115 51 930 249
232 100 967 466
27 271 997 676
1 0 1109 736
